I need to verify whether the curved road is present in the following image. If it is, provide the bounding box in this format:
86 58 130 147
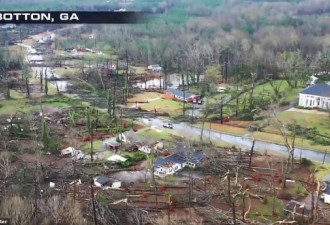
138 117 330 163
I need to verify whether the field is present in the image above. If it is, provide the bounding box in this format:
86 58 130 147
277 110 330 136
127 92 186 117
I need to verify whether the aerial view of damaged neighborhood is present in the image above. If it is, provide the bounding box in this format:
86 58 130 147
0 0 330 224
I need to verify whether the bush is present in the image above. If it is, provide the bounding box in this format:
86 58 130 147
238 113 254 121
277 192 292 200
301 158 313 167
7 143 19 152
295 182 308 197
119 152 147 168
279 100 291 106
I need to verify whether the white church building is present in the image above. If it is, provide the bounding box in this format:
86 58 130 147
298 83 330 109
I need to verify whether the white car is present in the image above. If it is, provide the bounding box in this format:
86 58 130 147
163 123 173 129
148 65 162 72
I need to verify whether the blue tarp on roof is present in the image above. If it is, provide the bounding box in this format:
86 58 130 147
300 83 330 97
167 88 196 99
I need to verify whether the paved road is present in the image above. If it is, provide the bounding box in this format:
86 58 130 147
138 117 330 163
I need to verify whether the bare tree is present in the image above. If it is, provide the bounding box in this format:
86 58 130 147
270 108 296 188
0 196 33 225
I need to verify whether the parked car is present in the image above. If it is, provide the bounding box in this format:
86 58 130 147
163 123 173 129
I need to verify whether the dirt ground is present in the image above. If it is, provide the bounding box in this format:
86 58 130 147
17 153 68 169
287 107 328 116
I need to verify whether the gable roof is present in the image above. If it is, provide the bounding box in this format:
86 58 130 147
166 88 196 99
300 83 330 97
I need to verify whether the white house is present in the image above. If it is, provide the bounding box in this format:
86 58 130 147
154 154 186 177
298 83 330 109
153 144 205 177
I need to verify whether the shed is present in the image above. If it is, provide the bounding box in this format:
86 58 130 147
107 154 127 162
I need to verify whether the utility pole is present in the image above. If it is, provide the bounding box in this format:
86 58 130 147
120 109 123 152
249 139 255 168
220 96 224 124
90 120 94 162
323 148 328 164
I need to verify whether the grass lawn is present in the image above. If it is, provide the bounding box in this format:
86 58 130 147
198 122 248 136
0 99 30 115
214 80 303 117
313 162 330 181
131 98 185 117
138 127 174 140
131 66 146 74
10 90 25 99
127 92 162 102
252 131 328 152
80 140 104 152
247 197 284 222
277 111 330 136
253 80 303 102
54 67 80 77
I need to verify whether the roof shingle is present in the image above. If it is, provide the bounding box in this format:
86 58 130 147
300 83 330 97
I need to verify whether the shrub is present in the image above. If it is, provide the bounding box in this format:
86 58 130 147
301 158 313 167
279 100 290 106
7 143 19 152
277 192 292 200
295 182 308 197
238 113 254 121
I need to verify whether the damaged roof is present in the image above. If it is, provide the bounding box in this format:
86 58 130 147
96 175 119 185
154 153 186 168
284 200 311 216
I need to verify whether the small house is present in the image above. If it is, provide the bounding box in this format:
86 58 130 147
104 138 120 150
284 200 311 219
298 83 330 109
164 88 199 102
94 175 121 189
